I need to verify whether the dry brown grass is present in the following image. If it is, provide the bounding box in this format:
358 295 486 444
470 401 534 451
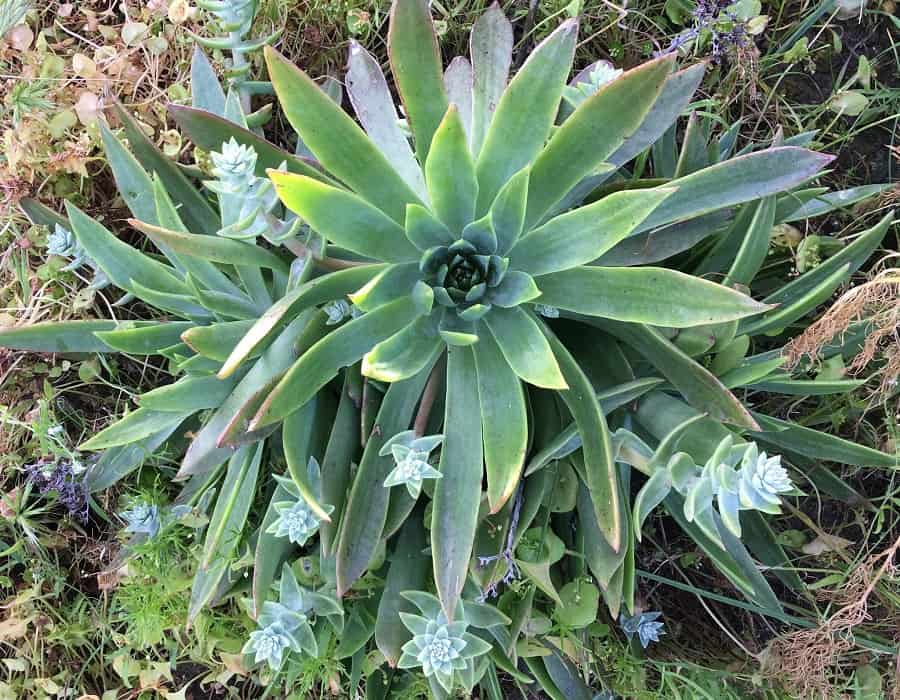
763 534 900 699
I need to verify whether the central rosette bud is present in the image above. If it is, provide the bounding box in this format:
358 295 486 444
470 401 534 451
420 238 509 316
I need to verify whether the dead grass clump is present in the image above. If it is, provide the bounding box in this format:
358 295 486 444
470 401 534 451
763 535 900 699
784 261 900 399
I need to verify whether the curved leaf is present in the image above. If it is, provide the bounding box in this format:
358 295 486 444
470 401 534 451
265 46 424 222
538 266 770 327
483 307 566 389
432 346 484 618
475 19 577 215
473 330 527 513
270 171 419 263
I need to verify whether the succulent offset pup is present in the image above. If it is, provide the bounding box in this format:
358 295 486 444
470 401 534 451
6 0 897 694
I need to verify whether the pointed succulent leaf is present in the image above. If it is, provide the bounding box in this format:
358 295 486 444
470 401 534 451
475 19 577 215
443 57 474 142
526 54 674 227
426 105 478 235
270 171 420 263
432 346 484 619
483 307 566 389
510 188 675 277
473 330 527 513
346 40 428 200
536 266 771 327
252 297 425 428
363 315 443 382
265 46 424 223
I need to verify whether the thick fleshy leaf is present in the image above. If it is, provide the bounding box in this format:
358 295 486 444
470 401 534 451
375 514 429 665
475 20 577 215
139 374 239 412
473 330 527 512
425 105 478 235
599 321 759 429
633 148 834 234
270 171 419 263
99 122 160 227
265 46 423 222
444 57 474 142
79 408 193 450
490 167 529 254
219 265 383 378
349 263 421 312
0 320 125 353
526 54 674 227
169 104 327 182
190 47 226 115
483 307 566 389
201 443 262 569
362 315 443 382
178 314 314 477
64 203 189 298
283 403 333 521
335 364 435 594
251 298 426 428
319 374 359 555
750 414 898 468
537 266 770 327
632 468 672 541
779 184 892 222
181 321 255 361
469 4 512 157
723 196 777 287
346 41 428 200
152 178 246 298
490 271 540 308
595 211 729 267
252 482 295 617
543 326 620 551
609 64 706 169
403 204 455 251
130 219 288 272
510 188 674 276
739 263 850 336
110 101 219 235
388 0 448 163
85 422 184 492
432 346 484 618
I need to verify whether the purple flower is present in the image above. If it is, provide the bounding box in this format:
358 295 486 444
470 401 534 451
25 459 90 523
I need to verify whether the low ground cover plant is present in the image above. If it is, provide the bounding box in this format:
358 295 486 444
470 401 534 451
2 0 898 697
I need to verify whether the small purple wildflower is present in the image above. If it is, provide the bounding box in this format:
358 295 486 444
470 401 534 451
25 459 90 523
657 0 750 62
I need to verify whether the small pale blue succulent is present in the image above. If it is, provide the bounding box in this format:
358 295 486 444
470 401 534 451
685 438 794 538
119 501 161 538
244 622 296 670
265 457 333 546
206 138 301 244
47 224 111 290
380 431 444 499
398 591 493 693
242 563 342 670
268 499 322 545
563 61 624 109
323 299 352 325
620 611 665 649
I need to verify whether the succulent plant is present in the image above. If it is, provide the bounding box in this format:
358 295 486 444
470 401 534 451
620 611 665 649
381 430 444 498
6 0 897 695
